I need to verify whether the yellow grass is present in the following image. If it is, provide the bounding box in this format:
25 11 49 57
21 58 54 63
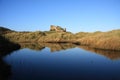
1 26 120 51
77 29 120 50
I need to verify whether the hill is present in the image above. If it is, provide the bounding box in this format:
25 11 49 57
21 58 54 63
76 29 120 50
1 26 120 51
0 26 14 34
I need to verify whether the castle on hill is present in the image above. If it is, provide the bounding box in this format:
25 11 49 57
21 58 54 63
50 25 66 32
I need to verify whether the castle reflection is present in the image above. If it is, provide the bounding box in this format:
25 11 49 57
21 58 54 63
19 43 120 60
0 42 120 80
19 43 76 52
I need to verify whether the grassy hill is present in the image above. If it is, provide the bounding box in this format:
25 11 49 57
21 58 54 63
76 30 120 50
0 26 14 34
3 30 76 43
1 27 120 51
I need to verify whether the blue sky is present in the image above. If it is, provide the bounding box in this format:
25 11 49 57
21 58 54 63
0 0 120 33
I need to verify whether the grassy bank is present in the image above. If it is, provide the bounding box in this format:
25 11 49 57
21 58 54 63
4 31 76 43
0 35 20 56
3 31 45 42
1 27 120 51
76 30 120 51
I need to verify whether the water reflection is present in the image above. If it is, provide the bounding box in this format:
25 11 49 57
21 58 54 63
19 43 76 52
19 43 45 51
2 43 120 80
19 43 120 60
78 46 120 60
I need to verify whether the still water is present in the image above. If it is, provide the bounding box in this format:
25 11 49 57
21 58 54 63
2 43 120 80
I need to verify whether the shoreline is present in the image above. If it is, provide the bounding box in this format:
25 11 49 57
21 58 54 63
1 27 120 51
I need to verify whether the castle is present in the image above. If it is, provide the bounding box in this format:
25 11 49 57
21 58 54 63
50 25 66 32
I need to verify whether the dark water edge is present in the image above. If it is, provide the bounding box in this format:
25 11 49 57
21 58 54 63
0 35 20 80
0 43 120 80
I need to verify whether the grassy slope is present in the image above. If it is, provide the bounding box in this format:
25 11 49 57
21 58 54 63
1 27 120 51
4 31 76 43
4 31 45 42
76 30 120 50
38 31 75 42
0 26 14 34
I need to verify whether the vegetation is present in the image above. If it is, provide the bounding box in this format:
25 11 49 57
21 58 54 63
3 31 46 42
3 31 75 43
1 26 119 80
0 27 120 51
38 31 75 43
0 26 14 34
76 29 120 51
0 35 20 56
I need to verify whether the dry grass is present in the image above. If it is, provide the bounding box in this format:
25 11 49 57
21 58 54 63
4 31 76 43
1 26 120 51
38 31 76 42
4 31 45 42
77 29 120 50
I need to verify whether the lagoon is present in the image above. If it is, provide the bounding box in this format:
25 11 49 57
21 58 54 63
2 43 120 80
